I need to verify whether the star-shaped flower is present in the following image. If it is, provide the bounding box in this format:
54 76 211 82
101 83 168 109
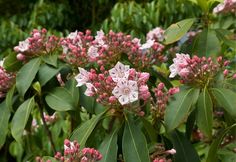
109 62 130 82
75 68 89 87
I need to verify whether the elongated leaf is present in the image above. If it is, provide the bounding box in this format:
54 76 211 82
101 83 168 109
42 54 58 67
211 88 236 118
142 118 157 142
0 101 10 148
38 64 61 86
196 88 213 138
99 126 119 162
206 124 236 162
193 29 220 56
65 79 80 108
164 18 195 44
16 58 41 97
164 88 199 132
79 86 96 113
3 52 22 72
122 116 150 162
45 87 75 111
11 97 35 143
6 85 15 112
171 130 200 162
70 111 105 148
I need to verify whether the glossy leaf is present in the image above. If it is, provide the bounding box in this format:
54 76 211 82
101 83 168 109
206 123 236 162
99 126 119 162
79 86 96 113
65 79 80 108
122 116 150 162
164 88 199 132
164 18 195 44
16 58 41 97
0 101 10 148
45 87 75 111
6 85 15 112
3 52 22 72
11 97 35 143
196 88 213 138
70 111 105 148
42 54 58 67
171 130 200 162
211 88 236 118
38 64 61 86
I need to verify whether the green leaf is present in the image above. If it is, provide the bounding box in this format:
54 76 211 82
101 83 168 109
206 123 236 162
211 88 236 118
215 29 236 49
0 101 10 148
16 58 41 97
197 0 208 12
122 116 150 162
6 85 15 112
70 111 105 148
45 87 75 111
164 88 199 132
3 53 22 72
65 79 80 108
79 86 96 113
196 88 213 138
164 18 195 44
142 118 157 142
38 64 61 86
99 126 119 162
11 97 35 143
171 130 200 162
193 29 220 56
41 156 57 162
42 54 58 67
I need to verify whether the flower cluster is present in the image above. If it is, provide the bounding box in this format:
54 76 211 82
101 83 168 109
169 53 231 87
75 62 151 109
152 83 179 119
146 27 165 42
213 0 236 14
0 60 15 98
53 139 102 162
150 144 176 162
14 28 59 61
60 30 165 70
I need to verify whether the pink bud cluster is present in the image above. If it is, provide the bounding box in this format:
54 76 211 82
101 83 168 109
75 62 151 112
151 144 176 162
0 62 15 98
14 28 59 61
146 27 165 42
169 53 231 88
152 83 179 119
213 0 236 14
53 139 102 162
60 30 165 70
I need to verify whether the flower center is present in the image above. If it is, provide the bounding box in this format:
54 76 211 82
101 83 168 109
122 87 130 95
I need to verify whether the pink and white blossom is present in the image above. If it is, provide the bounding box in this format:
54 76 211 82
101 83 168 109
75 68 90 87
169 53 190 78
213 0 236 13
84 83 97 96
87 45 99 59
146 27 165 42
112 79 138 105
15 39 30 52
139 39 154 50
109 62 130 82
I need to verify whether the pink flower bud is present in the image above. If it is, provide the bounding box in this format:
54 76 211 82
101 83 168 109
165 148 176 155
224 61 230 66
233 74 236 79
223 69 229 76
16 53 26 61
158 82 164 90
109 96 117 103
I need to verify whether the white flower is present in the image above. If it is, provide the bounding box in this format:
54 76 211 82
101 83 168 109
169 53 190 78
139 39 154 50
112 79 138 105
17 39 30 52
62 45 69 54
87 46 99 59
95 30 105 45
146 27 165 42
0 59 4 67
84 83 97 96
67 30 78 40
132 38 141 46
64 141 76 151
109 62 130 82
75 68 89 87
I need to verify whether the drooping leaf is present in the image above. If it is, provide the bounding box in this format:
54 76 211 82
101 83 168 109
211 88 236 118
164 18 195 44
11 97 35 143
99 126 119 162
164 88 199 132
38 64 61 86
206 123 236 162
122 115 150 162
45 87 75 111
196 88 213 138
16 58 41 97
171 130 200 162
42 54 58 67
193 29 220 56
0 101 10 148
70 111 105 148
